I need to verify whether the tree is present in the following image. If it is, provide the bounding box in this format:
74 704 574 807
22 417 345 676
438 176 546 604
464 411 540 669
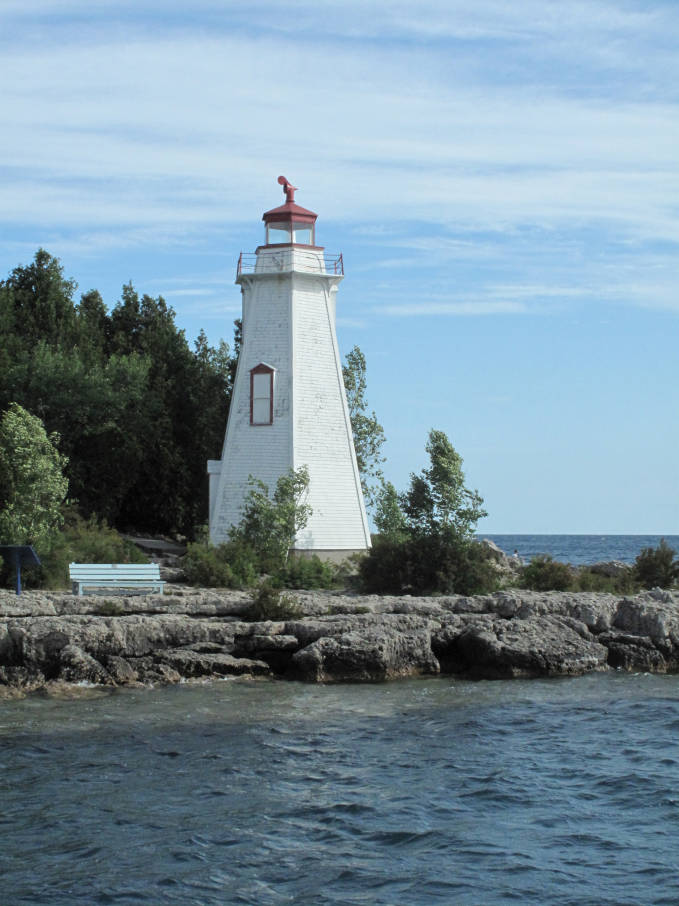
373 479 408 541
0 403 69 550
358 429 493 596
0 252 237 537
0 249 77 349
401 429 487 541
342 346 386 509
232 467 312 572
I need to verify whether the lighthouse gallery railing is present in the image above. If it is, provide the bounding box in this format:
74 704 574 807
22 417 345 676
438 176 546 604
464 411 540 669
237 251 344 277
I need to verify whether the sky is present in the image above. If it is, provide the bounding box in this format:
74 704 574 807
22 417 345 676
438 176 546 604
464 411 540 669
1 0 677 534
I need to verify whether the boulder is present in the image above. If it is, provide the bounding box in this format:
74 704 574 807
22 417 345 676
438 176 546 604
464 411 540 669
597 631 674 672
434 614 608 678
105 655 139 685
588 560 631 578
58 644 113 685
291 627 439 682
153 648 271 679
478 538 522 573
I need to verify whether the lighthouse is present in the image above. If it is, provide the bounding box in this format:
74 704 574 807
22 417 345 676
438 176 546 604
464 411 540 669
207 177 371 559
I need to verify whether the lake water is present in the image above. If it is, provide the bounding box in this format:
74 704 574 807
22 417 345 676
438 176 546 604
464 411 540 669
2 672 679 905
482 534 679 566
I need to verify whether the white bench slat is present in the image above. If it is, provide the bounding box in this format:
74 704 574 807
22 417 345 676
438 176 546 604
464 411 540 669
69 563 164 596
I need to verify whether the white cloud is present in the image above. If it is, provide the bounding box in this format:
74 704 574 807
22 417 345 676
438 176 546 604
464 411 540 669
1 0 678 320
376 300 529 316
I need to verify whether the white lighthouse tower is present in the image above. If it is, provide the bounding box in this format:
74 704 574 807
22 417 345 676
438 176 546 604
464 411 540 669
208 177 371 559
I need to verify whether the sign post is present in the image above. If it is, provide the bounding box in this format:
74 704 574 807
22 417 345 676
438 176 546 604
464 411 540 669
0 545 41 595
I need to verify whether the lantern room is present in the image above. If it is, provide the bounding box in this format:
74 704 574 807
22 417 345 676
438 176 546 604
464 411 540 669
262 176 318 247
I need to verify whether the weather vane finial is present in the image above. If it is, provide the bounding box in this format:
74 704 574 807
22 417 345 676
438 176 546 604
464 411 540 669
277 175 297 203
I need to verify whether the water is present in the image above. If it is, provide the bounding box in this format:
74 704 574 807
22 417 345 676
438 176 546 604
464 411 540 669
482 534 679 566
2 673 679 905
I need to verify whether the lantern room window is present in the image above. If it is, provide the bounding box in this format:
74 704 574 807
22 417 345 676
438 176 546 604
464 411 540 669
292 222 313 244
265 220 315 246
250 364 274 425
266 222 290 245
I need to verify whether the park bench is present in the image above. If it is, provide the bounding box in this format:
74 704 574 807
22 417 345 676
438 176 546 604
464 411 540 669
69 563 165 596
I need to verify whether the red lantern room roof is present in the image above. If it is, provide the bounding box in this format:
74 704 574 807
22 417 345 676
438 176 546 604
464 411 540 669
262 176 317 225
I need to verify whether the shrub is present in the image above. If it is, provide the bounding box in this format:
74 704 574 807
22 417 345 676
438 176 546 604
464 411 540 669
232 468 312 574
573 566 637 594
358 533 499 596
182 537 258 588
245 581 302 622
521 555 573 592
0 509 147 590
634 540 679 589
277 554 338 590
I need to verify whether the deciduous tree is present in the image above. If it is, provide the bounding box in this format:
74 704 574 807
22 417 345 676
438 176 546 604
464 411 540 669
342 345 386 509
0 403 69 550
401 429 487 541
232 467 312 572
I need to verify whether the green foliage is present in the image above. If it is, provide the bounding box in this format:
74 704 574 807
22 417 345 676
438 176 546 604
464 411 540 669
342 346 386 509
0 403 69 550
4 343 152 524
0 251 237 537
231 467 312 573
634 539 679 589
181 470 338 590
0 249 77 350
373 479 408 541
1 509 147 590
245 581 302 622
182 538 258 588
359 534 499 596
277 554 338 590
521 555 574 592
573 567 637 594
401 429 487 540
359 429 492 596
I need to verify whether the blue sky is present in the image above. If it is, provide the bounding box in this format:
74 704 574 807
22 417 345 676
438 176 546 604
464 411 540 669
1 0 677 533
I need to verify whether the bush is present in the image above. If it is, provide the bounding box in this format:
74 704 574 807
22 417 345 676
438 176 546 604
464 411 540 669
277 554 338 590
634 539 679 589
182 537 258 588
573 566 637 594
245 581 302 622
0 509 147 590
232 468 312 574
521 555 573 592
358 533 499 596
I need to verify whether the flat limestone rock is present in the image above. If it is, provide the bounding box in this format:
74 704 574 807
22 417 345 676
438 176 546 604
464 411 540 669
154 648 271 679
437 615 608 678
1 587 678 690
292 627 439 683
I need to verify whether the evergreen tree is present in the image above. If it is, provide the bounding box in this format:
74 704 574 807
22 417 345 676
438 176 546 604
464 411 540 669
0 252 237 538
0 249 77 349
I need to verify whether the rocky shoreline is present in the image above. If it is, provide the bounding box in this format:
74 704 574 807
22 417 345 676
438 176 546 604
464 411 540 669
1 583 678 698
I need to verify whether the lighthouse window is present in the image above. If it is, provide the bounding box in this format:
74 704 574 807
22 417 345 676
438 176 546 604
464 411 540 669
266 222 290 245
292 223 313 245
250 365 274 425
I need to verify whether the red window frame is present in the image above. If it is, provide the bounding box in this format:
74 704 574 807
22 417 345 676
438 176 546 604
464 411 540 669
250 364 274 425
